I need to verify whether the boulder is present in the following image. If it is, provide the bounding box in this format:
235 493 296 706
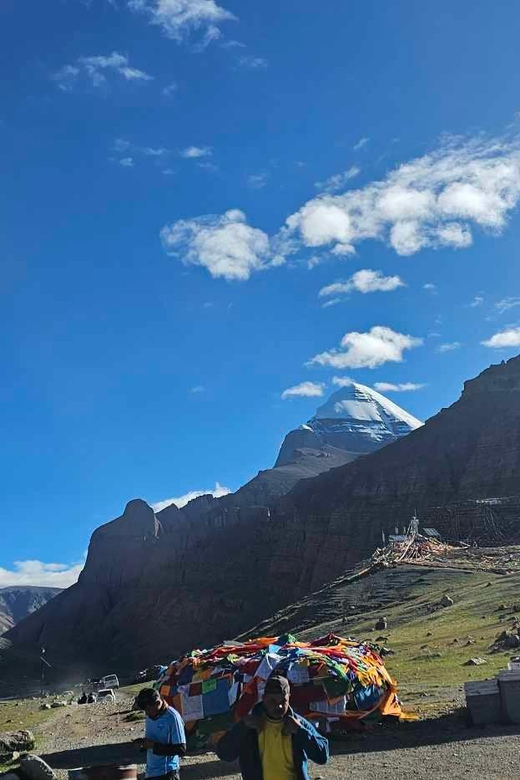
464 657 487 666
375 617 388 631
440 595 454 607
0 731 35 760
19 755 56 780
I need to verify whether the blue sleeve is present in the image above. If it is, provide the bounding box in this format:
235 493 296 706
168 710 186 745
294 718 329 765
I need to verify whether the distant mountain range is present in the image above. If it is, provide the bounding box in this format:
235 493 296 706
0 587 61 635
4 359 520 690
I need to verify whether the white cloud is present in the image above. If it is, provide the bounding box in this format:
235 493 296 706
309 326 423 370
315 166 360 194
162 81 178 97
220 39 246 49
53 51 153 90
247 172 269 189
374 381 426 392
319 269 405 299
169 132 520 282
190 384 205 393
481 327 520 348
353 137 369 151
282 134 520 259
143 146 169 157
160 209 273 281
128 0 236 45
181 146 212 158
494 297 520 314
436 341 462 353
423 282 437 292
238 55 268 69
470 295 484 307
281 381 326 400
111 139 172 170
0 559 84 589
332 376 354 387
152 481 231 511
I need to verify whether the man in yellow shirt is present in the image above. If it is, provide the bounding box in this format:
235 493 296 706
216 675 329 780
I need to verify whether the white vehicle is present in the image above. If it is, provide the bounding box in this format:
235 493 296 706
97 688 116 703
100 674 119 689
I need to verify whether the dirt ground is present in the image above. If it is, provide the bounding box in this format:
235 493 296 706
28 689 520 780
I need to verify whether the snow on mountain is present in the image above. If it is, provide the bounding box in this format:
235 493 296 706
276 382 423 466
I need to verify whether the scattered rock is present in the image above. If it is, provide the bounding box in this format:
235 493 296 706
50 701 67 709
464 657 487 666
498 604 508 611
426 631 433 637
485 582 492 587
440 595 454 608
375 617 388 631
465 639 476 646
39 704 51 711
490 630 520 652
375 635 389 642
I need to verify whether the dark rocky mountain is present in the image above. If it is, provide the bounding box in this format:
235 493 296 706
0 587 61 635
3 357 519 689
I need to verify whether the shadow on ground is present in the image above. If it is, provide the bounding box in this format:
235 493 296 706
41 743 238 778
40 712 520 776
331 710 520 755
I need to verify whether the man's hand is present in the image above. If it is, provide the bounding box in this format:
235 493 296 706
132 738 154 750
243 714 264 732
282 714 302 736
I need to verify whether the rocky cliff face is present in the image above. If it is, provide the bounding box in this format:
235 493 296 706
0 587 61 635
5 358 520 685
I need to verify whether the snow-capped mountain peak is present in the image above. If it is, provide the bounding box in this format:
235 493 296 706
315 382 423 431
276 382 423 467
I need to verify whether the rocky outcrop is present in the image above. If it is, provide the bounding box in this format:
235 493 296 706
4 357 520 687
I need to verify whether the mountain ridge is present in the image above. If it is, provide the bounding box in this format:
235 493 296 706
0 586 61 636
3 358 519 689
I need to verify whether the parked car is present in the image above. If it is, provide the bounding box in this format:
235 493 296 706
97 688 116 704
99 674 119 689
133 664 166 684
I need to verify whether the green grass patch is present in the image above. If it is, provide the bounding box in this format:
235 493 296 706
293 564 520 713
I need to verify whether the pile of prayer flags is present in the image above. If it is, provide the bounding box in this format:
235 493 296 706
156 633 402 746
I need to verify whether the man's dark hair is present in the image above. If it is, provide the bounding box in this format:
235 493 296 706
136 687 161 710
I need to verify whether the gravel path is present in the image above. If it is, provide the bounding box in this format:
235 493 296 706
37 691 520 780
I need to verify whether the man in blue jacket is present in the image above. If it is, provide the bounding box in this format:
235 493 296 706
216 675 329 780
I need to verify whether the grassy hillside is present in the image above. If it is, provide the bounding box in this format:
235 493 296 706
243 546 520 717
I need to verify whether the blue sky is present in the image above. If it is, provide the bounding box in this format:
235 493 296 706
2 0 520 586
